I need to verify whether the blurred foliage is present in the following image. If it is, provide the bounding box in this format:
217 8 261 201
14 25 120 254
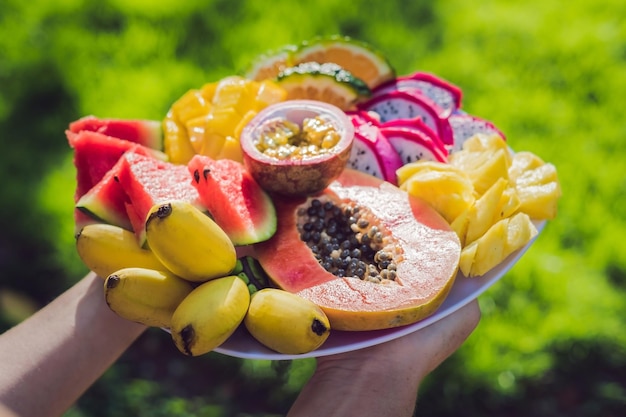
1 0 625 415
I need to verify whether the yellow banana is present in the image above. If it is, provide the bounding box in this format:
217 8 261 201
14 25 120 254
170 275 250 356
244 288 331 354
104 267 194 328
76 223 167 279
145 200 237 282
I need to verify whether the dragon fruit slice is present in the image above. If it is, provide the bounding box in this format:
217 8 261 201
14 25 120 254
381 117 448 155
448 113 506 152
373 71 463 117
346 113 403 184
357 90 453 147
379 126 448 164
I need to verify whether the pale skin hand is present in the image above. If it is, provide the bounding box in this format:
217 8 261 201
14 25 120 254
0 272 146 417
0 273 480 417
288 300 481 417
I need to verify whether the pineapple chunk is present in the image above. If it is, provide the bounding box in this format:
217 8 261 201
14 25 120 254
467 148 511 196
449 146 511 196
465 177 509 245
216 135 244 162
460 212 538 277
400 167 475 224
163 110 196 165
514 163 559 187
397 160 460 185
515 181 562 220
462 133 512 162
450 206 472 247
497 186 521 220
171 89 212 124
508 151 545 181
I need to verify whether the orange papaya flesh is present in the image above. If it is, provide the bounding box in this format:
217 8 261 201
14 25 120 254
254 169 461 331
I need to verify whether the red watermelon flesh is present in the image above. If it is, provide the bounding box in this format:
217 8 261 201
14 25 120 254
187 155 277 246
75 149 138 231
67 130 157 201
115 152 202 244
69 115 163 150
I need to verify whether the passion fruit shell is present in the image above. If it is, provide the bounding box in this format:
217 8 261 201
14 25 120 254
240 100 354 196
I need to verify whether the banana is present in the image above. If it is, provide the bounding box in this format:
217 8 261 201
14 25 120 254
170 275 250 356
104 267 194 328
145 200 237 282
76 223 167 279
244 288 331 354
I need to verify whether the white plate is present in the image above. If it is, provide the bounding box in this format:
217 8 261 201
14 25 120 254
214 220 546 360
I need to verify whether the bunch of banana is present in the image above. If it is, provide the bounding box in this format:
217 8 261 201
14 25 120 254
77 199 332 355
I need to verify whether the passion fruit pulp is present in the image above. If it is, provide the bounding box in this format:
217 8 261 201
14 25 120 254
240 100 354 196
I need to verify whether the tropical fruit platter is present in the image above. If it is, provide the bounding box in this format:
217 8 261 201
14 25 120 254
69 36 561 359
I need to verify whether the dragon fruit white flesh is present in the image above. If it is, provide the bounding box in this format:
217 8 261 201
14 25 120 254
373 71 463 117
379 126 448 164
347 113 403 184
358 90 453 147
448 113 506 152
380 117 448 155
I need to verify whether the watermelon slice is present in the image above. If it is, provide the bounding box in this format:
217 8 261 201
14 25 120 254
188 155 277 246
69 115 163 150
114 152 202 244
75 149 139 231
67 130 162 200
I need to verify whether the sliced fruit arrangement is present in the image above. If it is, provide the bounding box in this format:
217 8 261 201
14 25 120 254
64 35 561 356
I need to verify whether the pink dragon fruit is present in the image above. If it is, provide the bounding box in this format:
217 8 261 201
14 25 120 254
357 90 453 147
373 71 463 117
379 123 448 164
380 117 448 154
448 113 506 152
346 112 403 184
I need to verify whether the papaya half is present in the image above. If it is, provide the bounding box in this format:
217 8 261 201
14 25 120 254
253 168 461 331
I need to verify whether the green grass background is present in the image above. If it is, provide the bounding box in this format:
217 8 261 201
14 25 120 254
1 0 625 415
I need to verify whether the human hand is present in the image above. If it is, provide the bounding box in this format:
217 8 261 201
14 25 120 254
288 300 481 417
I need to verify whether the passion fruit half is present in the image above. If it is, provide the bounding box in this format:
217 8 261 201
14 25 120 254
240 100 354 196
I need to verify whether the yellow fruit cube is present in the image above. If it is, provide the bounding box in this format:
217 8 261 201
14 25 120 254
216 135 244 162
396 160 463 187
515 181 562 220
185 114 211 154
466 148 511 196
162 111 196 165
254 80 287 110
497 186 521 220
462 133 511 160
514 163 559 187
460 212 538 277
508 151 545 181
401 169 475 224
504 212 538 255
465 177 509 245
171 89 212 124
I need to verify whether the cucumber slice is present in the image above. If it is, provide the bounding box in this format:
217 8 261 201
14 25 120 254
276 62 371 110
